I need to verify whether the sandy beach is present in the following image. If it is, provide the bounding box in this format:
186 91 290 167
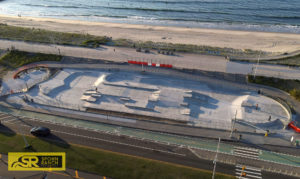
1 15 300 54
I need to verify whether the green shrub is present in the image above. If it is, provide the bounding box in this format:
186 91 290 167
290 89 300 101
248 75 300 102
0 50 61 68
0 24 111 47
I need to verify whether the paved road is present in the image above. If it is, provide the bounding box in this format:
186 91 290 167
0 112 237 178
0 111 299 179
1 39 300 80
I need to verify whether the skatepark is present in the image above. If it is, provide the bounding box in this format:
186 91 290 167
2 65 291 132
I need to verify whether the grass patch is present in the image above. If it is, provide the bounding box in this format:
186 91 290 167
261 54 300 67
112 39 264 58
0 133 233 179
0 50 61 69
248 75 300 101
0 23 111 47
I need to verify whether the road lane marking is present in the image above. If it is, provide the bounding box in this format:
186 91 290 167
52 130 186 157
0 116 12 120
3 118 21 124
0 113 9 118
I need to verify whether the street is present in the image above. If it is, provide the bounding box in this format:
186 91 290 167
0 110 299 179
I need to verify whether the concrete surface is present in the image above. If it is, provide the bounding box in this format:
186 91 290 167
4 68 289 131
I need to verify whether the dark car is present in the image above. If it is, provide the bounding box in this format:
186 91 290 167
30 127 51 136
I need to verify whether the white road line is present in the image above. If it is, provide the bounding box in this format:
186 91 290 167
235 172 262 179
236 169 261 176
52 130 186 157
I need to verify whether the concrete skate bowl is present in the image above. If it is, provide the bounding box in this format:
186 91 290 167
255 118 286 130
262 94 292 122
104 72 136 82
13 64 49 79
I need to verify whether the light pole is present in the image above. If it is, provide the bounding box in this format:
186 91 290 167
253 52 261 80
229 110 238 138
212 137 221 179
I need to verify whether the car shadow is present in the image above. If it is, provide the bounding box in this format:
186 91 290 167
34 133 70 149
0 124 16 136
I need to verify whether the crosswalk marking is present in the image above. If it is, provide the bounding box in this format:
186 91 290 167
233 146 260 159
235 173 262 179
234 152 259 159
3 118 20 124
234 149 259 156
2 118 17 123
0 115 11 120
235 165 262 179
236 169 261 176
0 113 9 118
234 146 260 152
236 164 261 172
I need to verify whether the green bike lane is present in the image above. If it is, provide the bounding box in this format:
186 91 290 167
1 104 299 167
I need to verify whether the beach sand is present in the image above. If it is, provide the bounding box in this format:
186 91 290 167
1 15 300 54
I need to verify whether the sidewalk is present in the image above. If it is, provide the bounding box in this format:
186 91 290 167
1 39 300 80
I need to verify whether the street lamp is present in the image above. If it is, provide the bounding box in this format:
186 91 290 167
253 52 261 80
212 137 221 179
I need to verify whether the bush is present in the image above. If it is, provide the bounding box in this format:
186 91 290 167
248 75 300 102
290 89 300 101
0 50 61 68
0 24 111 47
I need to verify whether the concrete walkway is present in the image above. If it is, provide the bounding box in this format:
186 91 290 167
1 39 300 80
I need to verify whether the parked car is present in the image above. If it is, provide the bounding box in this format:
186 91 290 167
30 127 51 137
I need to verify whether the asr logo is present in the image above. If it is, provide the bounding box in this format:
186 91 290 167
8 152 65 171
